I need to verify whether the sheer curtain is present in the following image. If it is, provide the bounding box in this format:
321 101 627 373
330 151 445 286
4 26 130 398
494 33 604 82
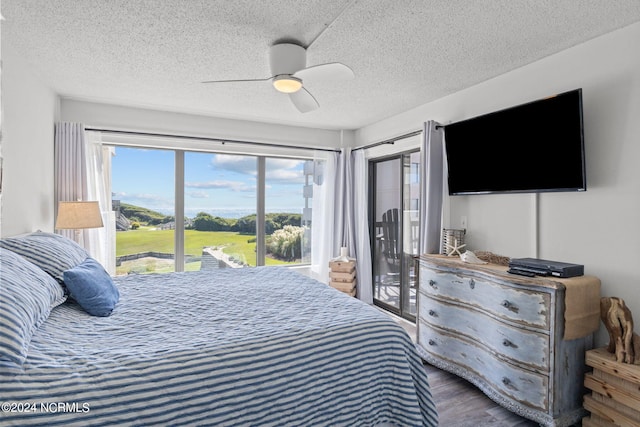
55 123 114 274
310 151 338 283
311 148 373 304
85 131 116 274
419 121 445 254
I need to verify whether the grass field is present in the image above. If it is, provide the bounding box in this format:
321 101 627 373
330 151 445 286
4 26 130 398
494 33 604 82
116 227 292 275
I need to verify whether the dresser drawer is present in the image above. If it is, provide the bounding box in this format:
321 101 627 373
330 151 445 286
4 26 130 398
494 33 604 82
419 324 549 411
419 294 550 371
420 269 550 329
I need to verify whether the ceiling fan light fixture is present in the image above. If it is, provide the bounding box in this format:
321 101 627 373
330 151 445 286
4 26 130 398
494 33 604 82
273 75 302 93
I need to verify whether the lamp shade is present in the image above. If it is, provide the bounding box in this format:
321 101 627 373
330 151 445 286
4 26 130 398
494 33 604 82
55 201 104 229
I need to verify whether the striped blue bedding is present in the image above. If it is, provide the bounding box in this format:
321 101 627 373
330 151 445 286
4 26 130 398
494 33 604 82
0 267 437 426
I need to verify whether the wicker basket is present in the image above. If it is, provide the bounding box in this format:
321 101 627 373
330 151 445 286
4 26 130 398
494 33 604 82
441 228 466 255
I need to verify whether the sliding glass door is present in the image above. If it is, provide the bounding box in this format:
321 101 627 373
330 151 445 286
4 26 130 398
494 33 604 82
370 151 420 320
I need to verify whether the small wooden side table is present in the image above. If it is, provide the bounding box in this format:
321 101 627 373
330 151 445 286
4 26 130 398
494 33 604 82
328 259 356 297
583 347 640 426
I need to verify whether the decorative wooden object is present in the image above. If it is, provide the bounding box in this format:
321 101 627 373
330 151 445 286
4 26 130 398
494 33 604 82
417 254 600 427
329 260 356 297
583 347 640 427
600 297 640 365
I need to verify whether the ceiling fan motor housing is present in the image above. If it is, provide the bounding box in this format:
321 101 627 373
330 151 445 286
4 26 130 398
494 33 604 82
270 43 306 76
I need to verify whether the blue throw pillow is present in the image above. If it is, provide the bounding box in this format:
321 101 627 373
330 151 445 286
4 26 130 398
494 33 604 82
63 258 119 317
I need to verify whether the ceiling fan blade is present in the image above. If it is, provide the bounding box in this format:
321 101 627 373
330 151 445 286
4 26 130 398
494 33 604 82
289 88 319 113
293 62 354 83
202 77 272 84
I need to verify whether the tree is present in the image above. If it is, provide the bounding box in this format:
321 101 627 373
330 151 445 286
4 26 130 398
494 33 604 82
193 212 234 231
235 213 303 235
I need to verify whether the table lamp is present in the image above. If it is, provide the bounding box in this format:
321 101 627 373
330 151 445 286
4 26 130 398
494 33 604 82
55 201 104 232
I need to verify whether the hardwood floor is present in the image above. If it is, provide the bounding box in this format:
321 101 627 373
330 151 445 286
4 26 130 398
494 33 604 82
423 362 539 427
385 311 541 426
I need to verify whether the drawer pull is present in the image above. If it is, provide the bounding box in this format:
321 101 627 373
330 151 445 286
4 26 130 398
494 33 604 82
502 377 511 386
501 300 519 313
469 278 475 289
428 339 436 346
428 279 438 289
502 339 513 347
428 309 436 317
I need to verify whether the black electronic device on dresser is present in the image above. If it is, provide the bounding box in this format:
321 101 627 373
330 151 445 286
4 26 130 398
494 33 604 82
508 257 584 278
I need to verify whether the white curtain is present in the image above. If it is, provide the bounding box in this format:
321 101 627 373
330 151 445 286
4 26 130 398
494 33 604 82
334 148 350 257
85 131 116 275
311 148 373 304
419 121 445 254
310 151 338 283
55 123 114 274
352 150 373 304
55 123 88 238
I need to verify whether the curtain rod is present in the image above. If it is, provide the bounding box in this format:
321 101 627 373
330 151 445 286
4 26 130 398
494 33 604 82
84 127 340 153
352 130 423 151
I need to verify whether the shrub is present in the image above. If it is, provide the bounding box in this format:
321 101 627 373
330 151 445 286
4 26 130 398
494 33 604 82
193 212 234 231
268 225 303 261
234 213 302 235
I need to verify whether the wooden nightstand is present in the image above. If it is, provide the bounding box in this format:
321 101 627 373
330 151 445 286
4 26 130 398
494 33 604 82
329 259 356 296
583 347 640 426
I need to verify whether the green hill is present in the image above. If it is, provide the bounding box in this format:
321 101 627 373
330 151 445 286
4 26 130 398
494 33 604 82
120 203 173 225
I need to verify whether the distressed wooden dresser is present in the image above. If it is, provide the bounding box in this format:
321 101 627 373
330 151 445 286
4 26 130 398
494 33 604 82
417 254 599 427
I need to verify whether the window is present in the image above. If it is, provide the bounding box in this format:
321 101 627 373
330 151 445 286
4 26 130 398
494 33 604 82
185 152 257 269
265 158 309 266
111 145 315 275
111 147 175 275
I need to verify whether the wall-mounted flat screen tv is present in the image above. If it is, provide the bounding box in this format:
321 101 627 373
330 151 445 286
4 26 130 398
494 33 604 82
444 89 586 195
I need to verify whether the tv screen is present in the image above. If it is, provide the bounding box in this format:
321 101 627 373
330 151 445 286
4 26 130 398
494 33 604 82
444 89 586 195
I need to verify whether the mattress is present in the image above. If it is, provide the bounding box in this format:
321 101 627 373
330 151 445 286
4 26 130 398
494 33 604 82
0 266 437 426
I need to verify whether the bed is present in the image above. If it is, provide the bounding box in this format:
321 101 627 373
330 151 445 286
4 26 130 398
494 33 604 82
0 232 438 426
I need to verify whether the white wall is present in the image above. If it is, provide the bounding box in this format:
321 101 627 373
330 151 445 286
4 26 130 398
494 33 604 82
60 99 354 151
1 37 59 236
356 22 640 346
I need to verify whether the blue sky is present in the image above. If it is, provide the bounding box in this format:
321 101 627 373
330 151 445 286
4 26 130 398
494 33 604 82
111 147 306 217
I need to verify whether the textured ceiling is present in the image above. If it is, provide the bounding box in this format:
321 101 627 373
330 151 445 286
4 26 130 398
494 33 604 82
3 0 640 130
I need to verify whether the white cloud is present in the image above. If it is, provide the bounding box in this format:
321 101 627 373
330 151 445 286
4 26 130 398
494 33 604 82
186 180 256 192
210 155 305 184
187 191 210 199
115 192 170 203
211 154 256 175
268 158 304 170
267 159 304 184
266 168 304 183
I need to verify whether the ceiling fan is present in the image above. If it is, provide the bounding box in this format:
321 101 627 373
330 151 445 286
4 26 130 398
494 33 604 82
203 43 355 113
